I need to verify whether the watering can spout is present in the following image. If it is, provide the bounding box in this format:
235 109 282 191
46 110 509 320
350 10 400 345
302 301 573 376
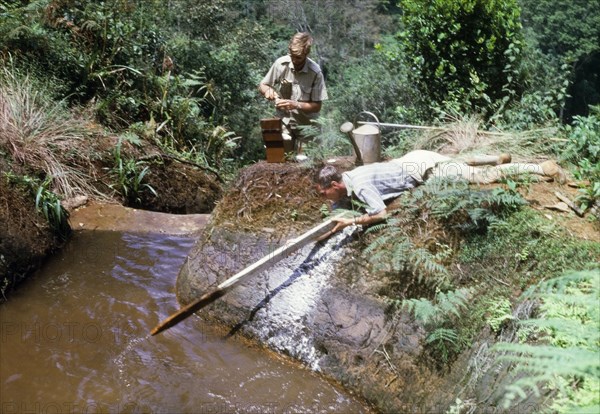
340 121 363 165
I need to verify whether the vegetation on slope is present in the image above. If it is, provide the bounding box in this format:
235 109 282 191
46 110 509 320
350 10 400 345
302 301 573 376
0 0 598 410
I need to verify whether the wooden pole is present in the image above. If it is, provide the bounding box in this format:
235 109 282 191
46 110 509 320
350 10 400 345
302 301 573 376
357 121 444 131
150 216 344 336
357 121 508 136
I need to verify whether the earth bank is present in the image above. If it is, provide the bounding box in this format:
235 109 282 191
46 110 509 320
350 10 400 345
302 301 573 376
175 161 593 413
0 134 222 299
0 176 57 299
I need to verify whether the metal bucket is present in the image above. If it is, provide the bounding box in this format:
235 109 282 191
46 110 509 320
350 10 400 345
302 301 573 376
352 112 381 164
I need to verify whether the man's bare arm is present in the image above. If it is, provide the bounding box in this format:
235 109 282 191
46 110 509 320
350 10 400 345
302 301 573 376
258 83 278 100
324 209 388 237
275 99 321 113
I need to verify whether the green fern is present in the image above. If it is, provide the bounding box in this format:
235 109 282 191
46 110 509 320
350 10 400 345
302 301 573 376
400 288 472 364
365 216 450 284
493 270 600 412
427 327 465 365
402 297 441 326
421 177 527 231
403 288 471 325
485 298 515 333
426 327 459 345
364 178 526 288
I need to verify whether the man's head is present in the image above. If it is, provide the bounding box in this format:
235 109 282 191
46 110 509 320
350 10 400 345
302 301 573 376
289 32 312 70
317 165 346 202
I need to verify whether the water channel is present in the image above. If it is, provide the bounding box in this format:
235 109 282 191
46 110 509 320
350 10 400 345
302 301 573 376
0 230 370 413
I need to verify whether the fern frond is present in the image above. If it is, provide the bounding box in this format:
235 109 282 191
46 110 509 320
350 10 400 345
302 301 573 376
364 220 393 235
526 320 599 347
525 271 599 296
410 247 449 280
402 287 471 328
436 288 471 317
494 270 600 410
391 238 413 271
402 297 440 326
363 231 396 254
426 328 458 345
495 344 599 378
81 20 100 31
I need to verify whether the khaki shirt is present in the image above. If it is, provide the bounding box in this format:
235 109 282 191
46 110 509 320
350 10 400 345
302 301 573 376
261 55 328 126
390 150 452 183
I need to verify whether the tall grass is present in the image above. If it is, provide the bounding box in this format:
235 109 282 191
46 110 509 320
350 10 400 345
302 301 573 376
411 113 559 160
0 67 100 198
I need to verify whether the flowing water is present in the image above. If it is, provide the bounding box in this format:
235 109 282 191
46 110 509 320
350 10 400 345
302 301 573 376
0 231 370 413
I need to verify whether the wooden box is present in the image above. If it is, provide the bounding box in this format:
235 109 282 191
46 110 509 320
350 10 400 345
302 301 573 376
260 118 282 131
260 118 288 163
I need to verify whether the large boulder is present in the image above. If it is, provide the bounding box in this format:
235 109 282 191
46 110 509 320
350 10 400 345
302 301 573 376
176 162 435 412
177 218 436 412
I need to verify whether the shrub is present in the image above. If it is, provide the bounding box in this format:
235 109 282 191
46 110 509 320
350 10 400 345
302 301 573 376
109 137 157 206
560 105 600 212
398 0 524 119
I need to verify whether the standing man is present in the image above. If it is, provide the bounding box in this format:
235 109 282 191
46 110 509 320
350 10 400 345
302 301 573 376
258 32 328 155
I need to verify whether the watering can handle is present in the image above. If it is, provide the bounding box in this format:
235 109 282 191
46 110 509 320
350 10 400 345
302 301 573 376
354 111 381 129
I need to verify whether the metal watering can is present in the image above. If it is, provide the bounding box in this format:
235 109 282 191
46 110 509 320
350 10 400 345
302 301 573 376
340 111 381 165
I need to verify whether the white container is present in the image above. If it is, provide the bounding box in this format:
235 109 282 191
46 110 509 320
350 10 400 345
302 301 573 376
352 124 381 164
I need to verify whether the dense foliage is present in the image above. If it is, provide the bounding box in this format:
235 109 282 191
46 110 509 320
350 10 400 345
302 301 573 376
561 106 600 210
519 0 600 121
495 270 600 413
1 0 598 410
1 0 597 162
397 0 524 119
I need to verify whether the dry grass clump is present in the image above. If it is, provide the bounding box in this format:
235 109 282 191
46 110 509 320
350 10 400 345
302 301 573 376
0 68 103 198
212 162 324 231
412 114 558 161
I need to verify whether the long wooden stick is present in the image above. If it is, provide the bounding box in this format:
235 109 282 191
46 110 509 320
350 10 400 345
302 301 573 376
357 121 509 136
150 216 343 336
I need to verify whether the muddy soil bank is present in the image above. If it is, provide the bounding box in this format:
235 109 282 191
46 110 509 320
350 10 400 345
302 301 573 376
0 136 222 299
0 177 58 299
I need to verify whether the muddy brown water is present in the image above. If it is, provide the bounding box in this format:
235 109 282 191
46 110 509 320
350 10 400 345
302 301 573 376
0 230 370 413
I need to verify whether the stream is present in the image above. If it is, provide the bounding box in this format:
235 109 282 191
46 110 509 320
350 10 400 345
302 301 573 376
0 230 370 413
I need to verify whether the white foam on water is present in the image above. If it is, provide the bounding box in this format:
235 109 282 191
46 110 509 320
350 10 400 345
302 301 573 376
255 226 357 370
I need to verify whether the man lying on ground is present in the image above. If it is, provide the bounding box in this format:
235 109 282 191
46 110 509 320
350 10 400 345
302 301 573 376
317 150 566 234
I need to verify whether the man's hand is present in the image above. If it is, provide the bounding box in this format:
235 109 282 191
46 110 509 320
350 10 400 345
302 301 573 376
275 98 298 111
331 216 354 233
320 210 388 240
260 83 279 100
316 216 354 241
265 88 278 100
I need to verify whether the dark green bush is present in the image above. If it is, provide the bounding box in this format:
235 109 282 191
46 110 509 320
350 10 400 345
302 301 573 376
398 0 524 120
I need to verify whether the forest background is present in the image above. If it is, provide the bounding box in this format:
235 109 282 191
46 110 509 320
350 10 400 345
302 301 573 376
1 0 598 176
1 1 599 412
